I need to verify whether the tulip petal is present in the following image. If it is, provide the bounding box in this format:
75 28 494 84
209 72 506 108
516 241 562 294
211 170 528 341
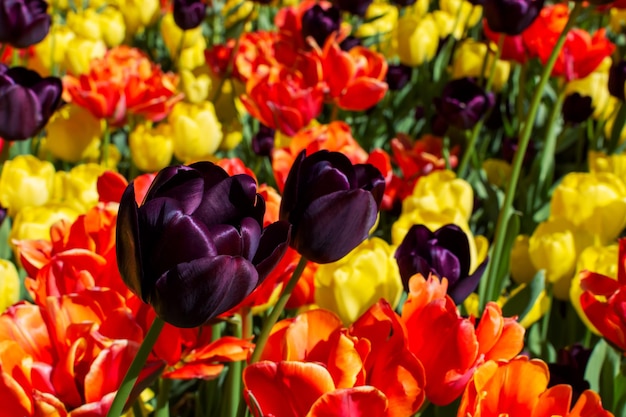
153 255 259 327
253 220 291 281
448 257 487 305
295 190 378 263
533 384 572 417
116 182 145 298
195 175 263 227
306 387 388 417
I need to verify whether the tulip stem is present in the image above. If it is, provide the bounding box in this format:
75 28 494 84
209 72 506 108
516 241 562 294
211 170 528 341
457 35 504 178
106 316 165 417
481 2 584 311
248 255 308 364
224 317 243 417
155 377 172 417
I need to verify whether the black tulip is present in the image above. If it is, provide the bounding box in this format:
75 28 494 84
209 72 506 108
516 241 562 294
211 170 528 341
434 77 495 130
116 162 291 328
279 150 385 264
0 0 51 48
252 124 275 157
332 0 373 16
483 0 545 36
562 93 593 125
609 60 626 101
395 224 487 304
301 4 341 48
173 0 206 30
386 64 412 91
0 64 63 141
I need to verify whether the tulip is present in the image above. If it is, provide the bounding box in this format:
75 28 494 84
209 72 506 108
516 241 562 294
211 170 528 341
0 155 55 216
45 104 104 163
301 4 341 48
482 158 512 188
279 150 385 264
30 25 75 76
52 163 107 213
0 65 63 141
0 259 19 312
434 77 495 130
483 0 545 36
116 162 291 327
0 0 51 48
174 0 206 30
451 40 511 92
562 93 593 124
395 224 487 304
252 124 275 157
354 3 398 56
396 14 439 67
129 122 175 172
315 237 403 324
63 37 108 75
509 234 537 285
528 218 580 286
547 345 591 405
169 101 223 163
9 203 79 245
386 64 412 91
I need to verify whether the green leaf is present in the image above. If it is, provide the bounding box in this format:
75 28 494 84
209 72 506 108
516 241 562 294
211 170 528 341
585 338 608 392
501 270 545 323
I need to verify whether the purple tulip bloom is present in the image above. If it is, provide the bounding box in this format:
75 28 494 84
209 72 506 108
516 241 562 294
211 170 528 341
339 35 361 51
173 0 206 30
252 124 275 157
280 150 385 264
332 0 373 16
562 93 593 125
395 224 487 304
301 4 341 48
386 64 412 91
548 344 591 405
116 162 291 328
483 0 544 36
434 77 495 130
609 60 626 101
0 0 50 48
0 64 63 141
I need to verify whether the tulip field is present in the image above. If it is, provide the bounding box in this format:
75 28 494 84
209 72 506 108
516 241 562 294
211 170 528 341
1 0 626 415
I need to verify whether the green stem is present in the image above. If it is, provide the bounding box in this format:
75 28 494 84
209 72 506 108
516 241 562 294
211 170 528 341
106 316 165 417
154 378 172 417
249 255 308 364
224 317 243 417
535 88 566 198
480 2 584 311
540 283 553 356
457 34 504 178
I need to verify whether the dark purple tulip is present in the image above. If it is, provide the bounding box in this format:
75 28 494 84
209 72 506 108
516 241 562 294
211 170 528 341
390 0 418 5
0 0 50 48
252 124 275 157
562 93 593 124
339 35 361 51
386 64 412 91
0 64 62 141
609 60 626 101
501 136 536 165
395 224 487 304
483 0 544 36
301 4 341 48
332 0 373 16
116 162 291 328
434 77 495 130
173 0 206 30
280 150 385 264
548 344 591 405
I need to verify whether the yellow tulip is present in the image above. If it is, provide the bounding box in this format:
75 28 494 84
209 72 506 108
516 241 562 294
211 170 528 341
408 0 430 17
178 37 208 71
589 150 626 183
115 0 160 38
396 14 439 67
550 172 626 245
219 120 244 151
160 13 204 59
0 155 56 217
10 204 79 245
509 234 538 285
564 59 612 120
66 7 126 47
52 164 107 213
30 25 75 76
181 67 212 104
45 104 104 163
528 218 583 285
406 170 474 221
223 0 256 30
169 101 223 163
129 122 175 172
451 40 511 91
570 244 618 335
63 37 108 75
0 259 20 313
610 8 626 34
439 0 482 32
482 158 512 188
355 3 398 57
314 237 402 325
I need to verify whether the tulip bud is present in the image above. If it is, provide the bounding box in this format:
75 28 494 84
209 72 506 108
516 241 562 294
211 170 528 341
252 124 275 157
315 237 402 324
173 0 206 30
116 162 291 327
280 150 385 263
9 203 79 245
52 163 107 212
451 40 511 92
434 77 495 130
0 65 63 141
129 122 175 172
386 64 412 91
0 259 19 312
63 37 108 75
483 0 545 36
528 218 579 284
0 155 55 216
562 93 593 125
45 104 104 163
0 0 51 48
396 14 439 67
609 60 626 101
509 234 537 285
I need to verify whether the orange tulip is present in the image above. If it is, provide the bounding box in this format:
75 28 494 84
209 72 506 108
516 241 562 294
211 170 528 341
240 66 324 136
459 356 612 417
319 36 388 111
401 274 524 405
580 238 626 352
